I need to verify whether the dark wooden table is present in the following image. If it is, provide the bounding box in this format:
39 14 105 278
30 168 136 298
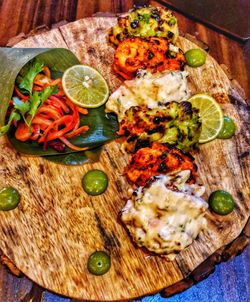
0 1 249 301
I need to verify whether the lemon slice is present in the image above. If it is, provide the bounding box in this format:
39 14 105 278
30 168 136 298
62 65 109 108
188 93 224 143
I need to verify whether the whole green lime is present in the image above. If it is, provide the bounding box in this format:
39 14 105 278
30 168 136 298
87 251 111 275
217 116 236 139
82 169 108 196
185 48 206 67
0 187 20 211
209 190 235 215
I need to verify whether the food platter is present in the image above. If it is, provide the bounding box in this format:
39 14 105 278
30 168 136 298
0 15 249 301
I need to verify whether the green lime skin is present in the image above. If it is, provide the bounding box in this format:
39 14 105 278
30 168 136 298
209 190 235 215
217 116 236 139
0 187 20 211
82 169 108 196
87 251 111 275
185 49 207 67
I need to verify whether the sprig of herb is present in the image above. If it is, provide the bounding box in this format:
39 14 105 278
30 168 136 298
18 61 44 95
0 85 59 136
0 111 21 136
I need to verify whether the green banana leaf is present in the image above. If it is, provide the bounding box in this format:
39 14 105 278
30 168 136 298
44 146 103 165
0 48 119 164
7 107 118 156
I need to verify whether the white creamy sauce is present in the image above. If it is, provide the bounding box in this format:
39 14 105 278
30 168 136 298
121 173 208 258
106 71 190 120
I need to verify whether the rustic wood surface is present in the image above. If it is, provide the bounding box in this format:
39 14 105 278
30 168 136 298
0 15 249 301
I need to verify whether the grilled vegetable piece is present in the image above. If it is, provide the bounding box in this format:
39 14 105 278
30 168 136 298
124 142 197 186
121 171 207 257
108 6 179 47
118 101 201 153
113 37 186 80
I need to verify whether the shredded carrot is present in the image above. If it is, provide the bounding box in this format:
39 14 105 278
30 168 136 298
12 66 89 152
43 66 51 78
59 136 89 151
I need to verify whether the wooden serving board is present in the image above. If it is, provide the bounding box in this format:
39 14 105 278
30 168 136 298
0 17 249 301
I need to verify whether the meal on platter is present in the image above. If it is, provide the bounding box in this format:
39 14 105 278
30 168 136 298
0 6 238 275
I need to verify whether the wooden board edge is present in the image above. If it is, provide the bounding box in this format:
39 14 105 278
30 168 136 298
161 215 250 297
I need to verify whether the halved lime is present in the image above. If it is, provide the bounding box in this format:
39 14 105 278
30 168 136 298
62 65 109 108
188 93 224 143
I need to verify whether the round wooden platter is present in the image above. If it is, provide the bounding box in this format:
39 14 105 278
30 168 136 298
0 17 249 301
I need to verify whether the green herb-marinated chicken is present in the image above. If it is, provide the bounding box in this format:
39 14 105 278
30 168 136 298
108 6 179 47
118 101 201 153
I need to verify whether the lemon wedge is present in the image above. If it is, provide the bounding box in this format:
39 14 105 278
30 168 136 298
188 93 224 143
62 65 109 108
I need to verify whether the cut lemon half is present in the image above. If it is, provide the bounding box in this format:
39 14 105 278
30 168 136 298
188 93 224 143
62 65 109 108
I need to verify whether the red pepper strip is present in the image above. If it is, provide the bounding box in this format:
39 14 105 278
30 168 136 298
48 96 70 113
37 106 62 120
46 102 64 116
38 115 74 143
14 86 29 101
75 106 88 115
59 136 89 151
43 66 51 78
32 115 53 127
64 125 89 139
30 125 41 140
65 98 80 130
15 122 32 142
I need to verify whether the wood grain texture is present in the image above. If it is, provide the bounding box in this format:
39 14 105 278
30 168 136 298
0 16 249 300
0 0 134 46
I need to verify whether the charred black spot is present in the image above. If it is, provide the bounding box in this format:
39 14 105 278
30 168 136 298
153 39 160 45
116 33 121 41
148 51 154 60
157 161 168 173
156 61 164 67
135 139 150 151
124 130 130 137
181 101 193 114
130 19 139 28
127 134 137 143
153 116 161 124
147 125 164 134
160 150 169 159
172 151 184 163
132 190 138 196
167 31 174 39
153 116 170 124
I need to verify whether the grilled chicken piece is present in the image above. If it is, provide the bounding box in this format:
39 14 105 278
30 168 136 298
118 101 201 153
108 6 179 47
125 142 197 186
121 171 208 258
113 37 186 80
